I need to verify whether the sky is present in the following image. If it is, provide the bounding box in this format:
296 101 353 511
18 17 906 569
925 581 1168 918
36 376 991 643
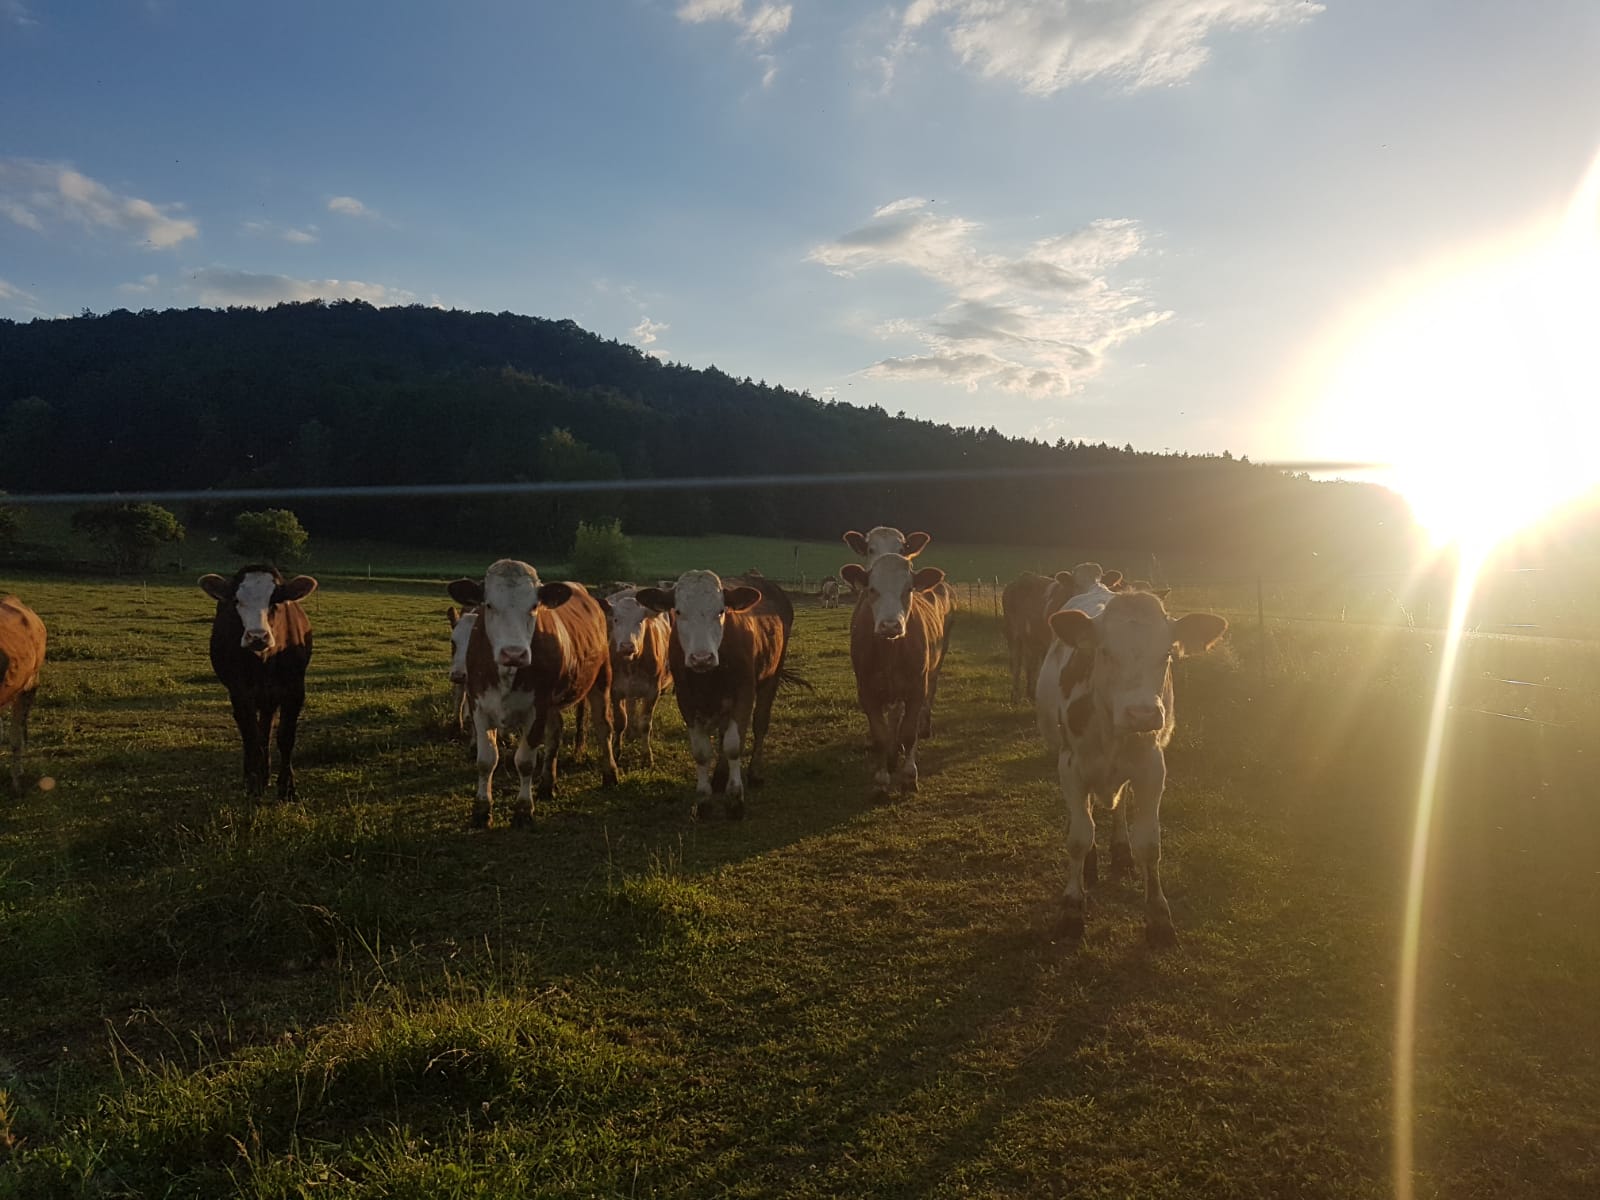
2 0 1597 461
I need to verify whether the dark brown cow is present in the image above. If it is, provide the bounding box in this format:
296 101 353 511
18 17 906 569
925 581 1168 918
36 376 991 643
1001 571 1050 703
599 585 673 767
843 525 950 736
637 570 795 820
1 595 46 793
198 566 316 800
447 559 616 829
841 554 947 796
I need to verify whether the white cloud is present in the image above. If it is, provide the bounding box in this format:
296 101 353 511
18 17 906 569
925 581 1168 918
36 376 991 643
0 158 198 248
186 267 417 308
677 0 793 79
327 195 376 218
3 1 37 28
809 198 1170 397
0 277 42 311
895 0 1322 95
630 316 669 346
242 219 319 244
117 273 161 294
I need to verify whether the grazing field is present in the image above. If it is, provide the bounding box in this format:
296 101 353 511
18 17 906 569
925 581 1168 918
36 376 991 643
1 571 1597 1198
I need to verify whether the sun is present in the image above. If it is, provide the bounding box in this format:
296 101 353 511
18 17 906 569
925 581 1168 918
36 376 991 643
1306 152 1600 555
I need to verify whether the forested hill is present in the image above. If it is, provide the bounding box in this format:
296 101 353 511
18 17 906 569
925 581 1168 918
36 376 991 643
0 302 1414 565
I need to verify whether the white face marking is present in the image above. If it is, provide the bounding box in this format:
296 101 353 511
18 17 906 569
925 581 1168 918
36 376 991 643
449 610 477 684
671 570 730 671
606 588 656 658
234 572 278 651
862 554 919 640
865 526 907 558
1093 595 1178 733
479 560 541 669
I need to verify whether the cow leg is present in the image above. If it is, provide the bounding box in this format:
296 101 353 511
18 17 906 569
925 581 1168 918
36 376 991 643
255 704 279 798
1008 639 1023 703
894 694 925 794
471 716 498 829
229 695 267 797
587 685 619 787
531 706 563 809
864 702 894 796
689 721 715 819
746 678 779 789
1059 752 1095 941
721 719 747 820
275 690 304 802
638 694 658 768
1109 791 1135 879
1126 751 1176 947
571 699 587 761
610 694 629 766
920 668 939 738
7 688 35 792
453 683 467 734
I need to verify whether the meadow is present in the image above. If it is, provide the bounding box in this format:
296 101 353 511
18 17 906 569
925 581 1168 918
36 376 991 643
0 563 1597 1198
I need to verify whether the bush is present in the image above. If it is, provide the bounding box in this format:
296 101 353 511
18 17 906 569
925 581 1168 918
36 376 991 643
232 509 309 566
570 518 633 582
71 503 185 572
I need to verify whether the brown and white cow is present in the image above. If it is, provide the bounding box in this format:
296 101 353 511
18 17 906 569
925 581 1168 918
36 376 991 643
1037 590 1227 946
599 585 673 767
199 566 316 801
1 595 46 794
843 525 952 736
819 576 841 609
841 554 948 796
636 570 794 820
1042 561 1108 622
446 606 477 733
1001 571 1051 703
447 560 617 828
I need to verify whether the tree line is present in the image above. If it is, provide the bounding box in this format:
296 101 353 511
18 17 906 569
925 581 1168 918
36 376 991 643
0 301 1418 571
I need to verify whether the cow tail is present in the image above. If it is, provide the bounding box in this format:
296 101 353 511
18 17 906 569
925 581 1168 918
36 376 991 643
775 666 815 692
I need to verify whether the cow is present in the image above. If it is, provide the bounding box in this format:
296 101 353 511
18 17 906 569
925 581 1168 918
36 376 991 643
1001 572 1051 703
599 585 673 767
198 566 316 801
446 606 478 733
446 560 617 828
1043 561 1108 621
636 570 795 820
1 595 46 794
1037 590 1227 946
819 576 841 609
843 525 952 736
840 554 947 796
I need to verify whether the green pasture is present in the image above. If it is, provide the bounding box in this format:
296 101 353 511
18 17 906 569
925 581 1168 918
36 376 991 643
0 570 1596 1197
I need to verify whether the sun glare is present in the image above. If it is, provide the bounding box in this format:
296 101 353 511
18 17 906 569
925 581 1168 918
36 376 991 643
1309 152 1600 554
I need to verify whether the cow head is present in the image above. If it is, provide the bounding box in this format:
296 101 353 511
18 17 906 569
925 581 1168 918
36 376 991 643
843 526 932 560
636 569 761 672
446 606 477 685
1048 591 1227 734
840 555 946 640
1055 561 1103 597
200 566 317 653
601 585 657 661
446 559 573 670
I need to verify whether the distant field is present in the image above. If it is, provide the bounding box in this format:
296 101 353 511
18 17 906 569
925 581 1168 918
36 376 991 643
0 571 1595 1197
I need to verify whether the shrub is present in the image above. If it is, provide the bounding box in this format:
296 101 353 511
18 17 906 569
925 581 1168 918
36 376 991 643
570 518 633 582
232 508 309 566
71 503 185 572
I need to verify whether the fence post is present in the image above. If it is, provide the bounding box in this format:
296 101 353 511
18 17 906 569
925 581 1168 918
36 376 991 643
993 576 1000 618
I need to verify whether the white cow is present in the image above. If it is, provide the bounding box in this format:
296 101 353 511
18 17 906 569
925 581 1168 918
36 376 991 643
446 606 477 733
843 526 931 561
1037 590 1227 946
819 576 841 609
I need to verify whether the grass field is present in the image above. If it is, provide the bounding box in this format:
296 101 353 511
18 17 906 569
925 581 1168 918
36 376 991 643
1 570 1597 1197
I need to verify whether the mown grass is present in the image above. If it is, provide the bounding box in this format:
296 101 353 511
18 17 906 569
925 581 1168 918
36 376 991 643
0 569 1596 1198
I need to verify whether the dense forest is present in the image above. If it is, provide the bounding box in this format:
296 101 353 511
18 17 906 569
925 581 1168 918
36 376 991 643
0 301 1418 569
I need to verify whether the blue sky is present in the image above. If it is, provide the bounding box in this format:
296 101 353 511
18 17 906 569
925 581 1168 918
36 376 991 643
2 0 1596 459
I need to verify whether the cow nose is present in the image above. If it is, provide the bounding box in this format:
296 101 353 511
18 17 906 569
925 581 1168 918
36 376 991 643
498 647 530 667
1122 704 1164 732
686 651 716 671
615 643 637 659
449 670 467 684
242 632 271 650
876 620 904 639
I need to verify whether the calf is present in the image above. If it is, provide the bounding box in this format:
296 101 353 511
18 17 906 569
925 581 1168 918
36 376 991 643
199 566 316 800
1043 561 1107 621
1038 591 1227 945
447 560 616 828
1001 572 1050 703
841 554 947 796
1 595 46 793
843 525 951 736
599 585 673 767
819 576 841 609
636 571 794 819
446 606 478 733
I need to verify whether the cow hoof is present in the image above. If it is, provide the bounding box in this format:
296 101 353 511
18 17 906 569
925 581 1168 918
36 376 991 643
724 797 745 820
1146 922 1179 950
896 774 919 795
601 770 619 788
1084 846 1100 889
691 800 711 822
468 809 491 831
510 809 535 830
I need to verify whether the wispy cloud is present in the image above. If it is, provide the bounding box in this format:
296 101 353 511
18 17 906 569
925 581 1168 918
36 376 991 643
3 1 38 29
892 0 1322 95
187 267 417 308
677 0 793 83
117 273 161 295
327 195 377 219
0 158 198 249
242 219 319 244
630 315 669 346
0 277 46 315
810 198 1170 397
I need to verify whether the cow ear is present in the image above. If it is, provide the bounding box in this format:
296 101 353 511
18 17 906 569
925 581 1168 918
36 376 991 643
447 606 460 627
1101 569 1124 590
273 576 318 604
912 566 946 592
538 582 574 608
1173 613 1228 656
903 531 932 558
1152 587 1172 601
199 574 232 602
1048 608 1096 649
448 578 484 607
635 587 674 613
723 585 762 614
1054 571 1075 588
839 563 868 590
842 530 870 556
